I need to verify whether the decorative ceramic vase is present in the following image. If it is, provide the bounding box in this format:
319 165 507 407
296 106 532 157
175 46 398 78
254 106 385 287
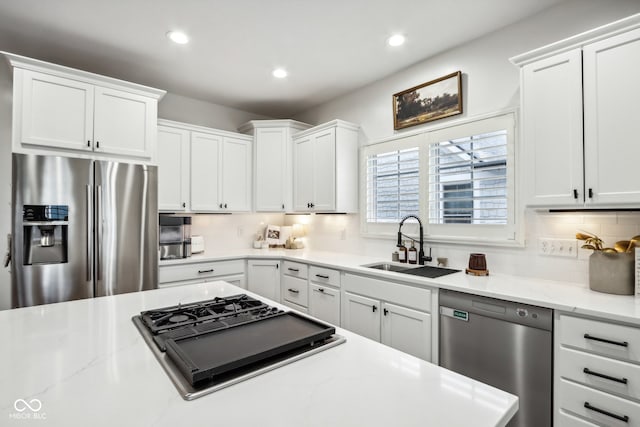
588 251 634 295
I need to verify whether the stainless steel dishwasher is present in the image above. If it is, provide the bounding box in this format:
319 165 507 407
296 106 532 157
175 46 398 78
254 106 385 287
439 289 553 427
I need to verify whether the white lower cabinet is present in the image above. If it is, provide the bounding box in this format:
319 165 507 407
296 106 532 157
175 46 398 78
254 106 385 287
159 260 246 288
342 273 434 362
309 283 340 326
555 312 640 426
247 259 281 301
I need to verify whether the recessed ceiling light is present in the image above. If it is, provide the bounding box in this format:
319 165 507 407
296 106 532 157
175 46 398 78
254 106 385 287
272 68 288 78
387 34 406 47
167 31 189 44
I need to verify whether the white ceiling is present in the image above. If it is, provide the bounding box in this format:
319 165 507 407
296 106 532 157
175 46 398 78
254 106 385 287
0 0 566 117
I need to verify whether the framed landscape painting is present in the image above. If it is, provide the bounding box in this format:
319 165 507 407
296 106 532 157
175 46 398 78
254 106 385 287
393 71 462 130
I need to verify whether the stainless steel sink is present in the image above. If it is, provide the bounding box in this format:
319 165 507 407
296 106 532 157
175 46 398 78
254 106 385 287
365 263 408 272
363 263 460 278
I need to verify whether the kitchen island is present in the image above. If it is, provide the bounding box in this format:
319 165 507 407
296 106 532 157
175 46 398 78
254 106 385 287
1 281 517 426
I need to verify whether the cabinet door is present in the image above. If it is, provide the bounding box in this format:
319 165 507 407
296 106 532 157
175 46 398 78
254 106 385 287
342 291 380 341
93 86 156 159
190 131 222 211
222 136 252 211
381 302 431 361
311 128 336 211
18 69 94 151
309 284 340 326
255 128 288 211
293 134 315 211
157 125 190 211
521 49 583 206
247 260 280 301
584 28 640 205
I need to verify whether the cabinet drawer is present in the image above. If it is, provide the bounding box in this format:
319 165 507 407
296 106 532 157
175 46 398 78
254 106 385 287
558 314 640 363
309 265 340 287
557 410 599 427
159 260 245 284
282 275 308 308
283 261 308 279
281 299 309 314
558 346 640 400
343 273 432 312
559 379 640 427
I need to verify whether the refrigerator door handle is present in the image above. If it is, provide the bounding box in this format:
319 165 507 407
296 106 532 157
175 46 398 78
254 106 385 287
86 185 92 281
96 184 102 281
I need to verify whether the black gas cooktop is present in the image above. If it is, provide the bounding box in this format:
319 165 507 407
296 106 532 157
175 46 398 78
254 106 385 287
133 293 345 400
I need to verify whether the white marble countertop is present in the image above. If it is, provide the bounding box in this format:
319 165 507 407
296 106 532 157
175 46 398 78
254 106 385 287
0 282 517 426
162 249 640 325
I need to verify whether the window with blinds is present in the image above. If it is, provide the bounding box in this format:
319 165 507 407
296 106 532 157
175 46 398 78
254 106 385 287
366 148 419 223
428 130 508 225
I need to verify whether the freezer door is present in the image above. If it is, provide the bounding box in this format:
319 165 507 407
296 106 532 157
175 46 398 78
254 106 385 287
12 154 94 307
94 161 157 296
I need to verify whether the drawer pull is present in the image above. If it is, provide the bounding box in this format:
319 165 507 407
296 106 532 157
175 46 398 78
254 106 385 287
198 269 214 274
584 402 629 423
316 274 330 279
318 288 325 293
288 268 299 272
583 367 628 384
584 333 629 347
287 288 300 294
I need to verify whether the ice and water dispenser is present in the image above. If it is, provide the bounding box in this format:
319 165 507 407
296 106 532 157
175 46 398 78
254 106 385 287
22 205 69 265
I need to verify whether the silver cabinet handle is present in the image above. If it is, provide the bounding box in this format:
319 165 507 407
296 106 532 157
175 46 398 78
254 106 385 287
198 269 214 274
288 288 300 294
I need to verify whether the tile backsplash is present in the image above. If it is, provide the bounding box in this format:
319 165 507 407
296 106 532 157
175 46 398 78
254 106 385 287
190 210 640 285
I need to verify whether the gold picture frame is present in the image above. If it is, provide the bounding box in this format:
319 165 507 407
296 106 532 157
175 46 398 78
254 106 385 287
393 71 463 130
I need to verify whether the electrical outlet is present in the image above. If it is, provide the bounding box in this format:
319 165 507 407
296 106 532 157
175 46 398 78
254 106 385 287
237 226 244 237
340 228 346 240
538 238 578 258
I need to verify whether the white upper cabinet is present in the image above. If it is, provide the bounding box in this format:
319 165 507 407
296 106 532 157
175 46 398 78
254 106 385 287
157 124 190 211
292 120 359 213
157 119 252 213
521 49 584 206
190 131 222 211
239 120 312 212
583 27 640 206
512 15 640 208
221 135 252 211
6 52 165 163
93 86 156 159
19 69 94 152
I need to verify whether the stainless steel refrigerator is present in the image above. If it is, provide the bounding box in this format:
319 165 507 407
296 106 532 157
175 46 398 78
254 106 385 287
11 153 158 308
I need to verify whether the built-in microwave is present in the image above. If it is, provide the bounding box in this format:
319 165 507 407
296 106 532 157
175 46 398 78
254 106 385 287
159 216 191 260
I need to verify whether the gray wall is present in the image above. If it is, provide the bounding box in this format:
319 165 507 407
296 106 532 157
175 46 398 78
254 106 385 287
158 92 273 132
293 0 640 142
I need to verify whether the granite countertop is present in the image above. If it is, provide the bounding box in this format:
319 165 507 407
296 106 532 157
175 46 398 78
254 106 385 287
0 282 517 427
161 249 640 325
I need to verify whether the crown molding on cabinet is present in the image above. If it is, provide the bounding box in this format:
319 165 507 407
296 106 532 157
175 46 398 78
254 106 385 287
509 13 640 66
238 119 312 135
1 51 166 100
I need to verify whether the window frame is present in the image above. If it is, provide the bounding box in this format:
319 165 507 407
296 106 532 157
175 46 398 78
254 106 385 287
360 109 522 247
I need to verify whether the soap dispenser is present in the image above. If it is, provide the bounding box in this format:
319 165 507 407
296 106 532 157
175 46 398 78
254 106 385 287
398 241 407 263
408 240 418 264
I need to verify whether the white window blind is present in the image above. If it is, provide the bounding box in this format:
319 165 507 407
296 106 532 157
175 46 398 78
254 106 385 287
428 130 508 225
366 148 420 223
